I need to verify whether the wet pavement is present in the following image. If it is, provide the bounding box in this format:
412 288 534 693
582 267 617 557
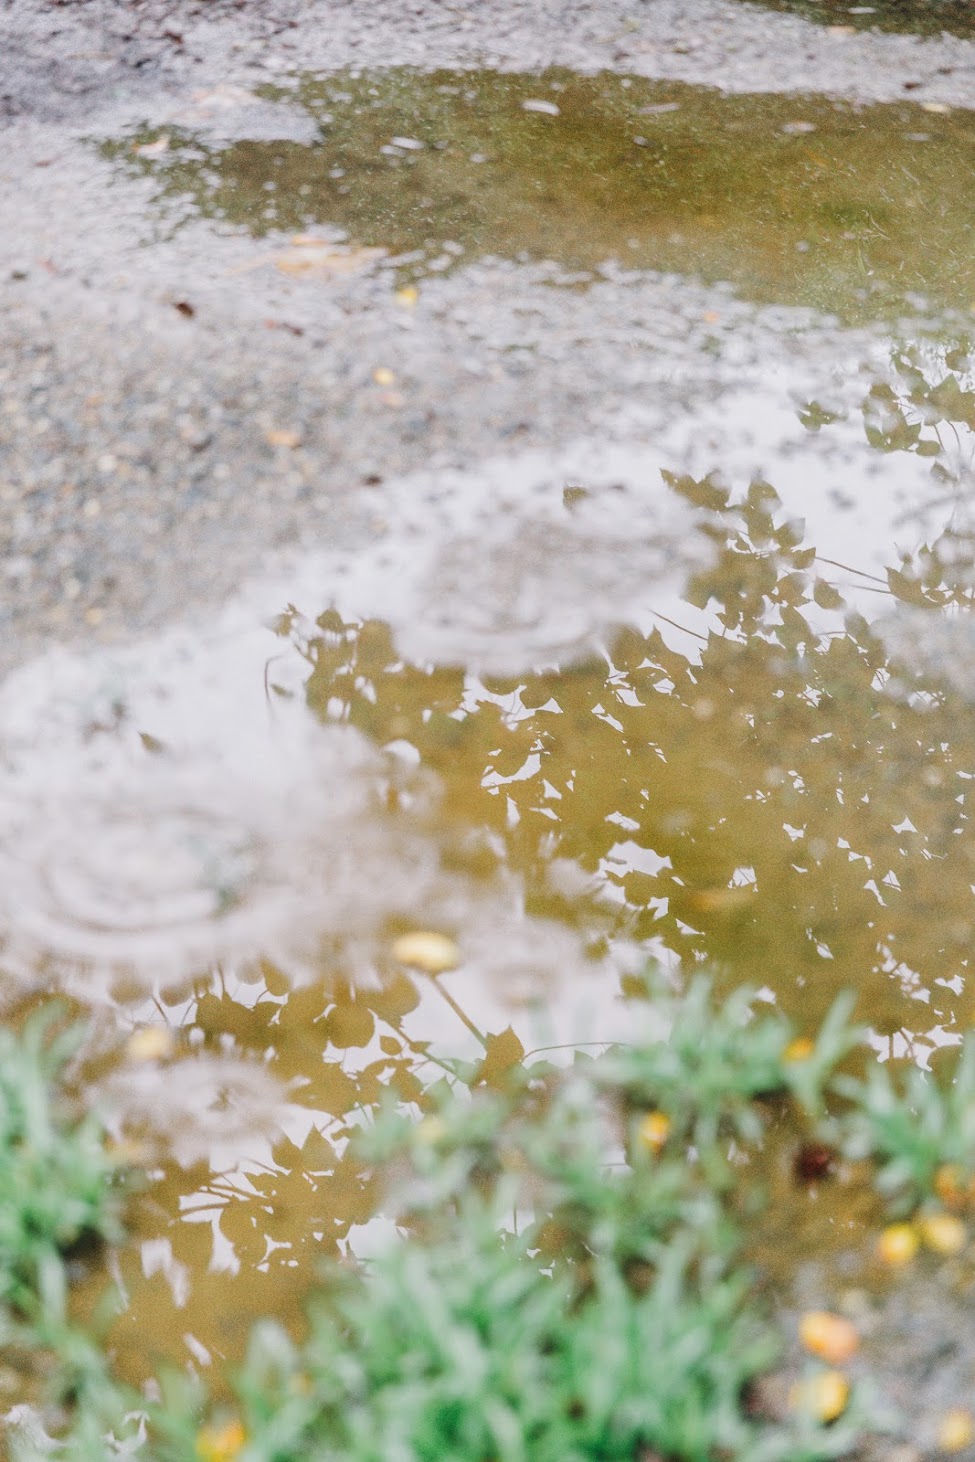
5 0 975 1452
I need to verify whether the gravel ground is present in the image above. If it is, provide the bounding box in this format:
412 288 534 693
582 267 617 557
2 0 975 670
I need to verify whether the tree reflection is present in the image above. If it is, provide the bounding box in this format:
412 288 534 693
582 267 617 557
283 472 975 1050
94 345 975 1392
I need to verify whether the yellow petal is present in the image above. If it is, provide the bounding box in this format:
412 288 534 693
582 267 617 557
790 1371 849 1423
876 1222 918 1266
799 1311 859 1365
391 930 460 974
938 1409 975 1453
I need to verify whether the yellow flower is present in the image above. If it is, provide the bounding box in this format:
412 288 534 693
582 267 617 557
196 1419 246 1462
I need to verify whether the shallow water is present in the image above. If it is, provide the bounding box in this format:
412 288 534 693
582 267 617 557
10 66 975 1410
109 70 975 323
747 0 975 36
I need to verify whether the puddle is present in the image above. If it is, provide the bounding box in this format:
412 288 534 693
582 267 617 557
748 0 975 36
107 69 975 324
9 62 975 1428
7 326 975 1391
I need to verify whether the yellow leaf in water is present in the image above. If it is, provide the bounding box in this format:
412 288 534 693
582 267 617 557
790 1371 850 1423
918 1212 967 1256
395 285 419 308
939 1410 975 1453
196 1420 246 1462
264 428 302 449
799 1311 859 1365
784 1037 815 1063
876 1222 918 1266
126 1027 174 1063
637 1110 671 1154
373 366 397 386
392 930 460 974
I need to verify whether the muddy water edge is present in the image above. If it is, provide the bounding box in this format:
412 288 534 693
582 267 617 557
4 48 975 1460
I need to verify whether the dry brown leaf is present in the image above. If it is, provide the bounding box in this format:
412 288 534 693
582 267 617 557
275 243 387 278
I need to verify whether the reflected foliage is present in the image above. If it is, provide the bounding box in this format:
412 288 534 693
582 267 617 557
286 489 975 1048
63 345 975 1394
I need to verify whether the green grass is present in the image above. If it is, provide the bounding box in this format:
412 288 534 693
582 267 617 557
8 974 975 1459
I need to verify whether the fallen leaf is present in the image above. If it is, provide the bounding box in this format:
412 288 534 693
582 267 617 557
938 1410 975 1453
132 135 170 157
173 300 195 318
799 1311 859 1365
274 242 387 278
395 285 419 308
784 1037 815 1062
264 428 302 449
637 1110 671 1154
918 1212 967 1255
790 1371 849 1424
196 1419 247 1462
877 1222 918 1266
